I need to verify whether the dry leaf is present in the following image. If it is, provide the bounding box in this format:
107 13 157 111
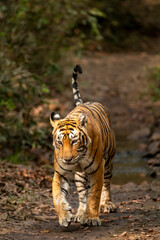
120 231 127 237
41 230 50 233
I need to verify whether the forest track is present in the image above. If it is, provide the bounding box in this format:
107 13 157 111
1 52 160 240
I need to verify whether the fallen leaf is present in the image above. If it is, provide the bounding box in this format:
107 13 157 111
41 230 51 233
0 212 8 220
120 231 127 237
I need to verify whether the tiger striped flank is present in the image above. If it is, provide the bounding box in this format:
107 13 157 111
50 65 116 228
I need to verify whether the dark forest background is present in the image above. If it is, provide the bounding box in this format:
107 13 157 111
1 0 160 162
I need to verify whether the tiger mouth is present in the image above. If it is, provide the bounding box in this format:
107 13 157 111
62 157 79 165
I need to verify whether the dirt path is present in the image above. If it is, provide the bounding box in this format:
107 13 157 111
0 162 160 240
61 52 159 136
1 52 160 240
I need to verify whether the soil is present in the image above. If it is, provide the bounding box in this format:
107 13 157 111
1 52 160 240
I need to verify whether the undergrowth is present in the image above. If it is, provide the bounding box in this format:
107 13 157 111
147 65 160 101
1 0 160 162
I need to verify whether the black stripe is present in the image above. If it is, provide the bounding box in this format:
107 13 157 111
84 147 98 170
91 106 107 136
79 151 87 160
105 158 110 167
75 98 82 104
79 200 87 204
91 105 106 123
61 187 68 196
78 150 87 161
56 159 72 172
87 183 95 189
72 73 77 80
74 90 80 96
104 174 112 180
82 135 85 144
54 170 70 184
78 188 86 193
75 179 86 184
75 173 88 182
56 145 60 151
104 167 112 178
78 145 87 151
74 65 82 73
77 126 88 140
77 147 85 152
105 156 113 167
82 105 95 118
59 123 76 128
59 120 76 125
59 128 66 132
91 105 111 144
88 162 101 175
91 105 109 131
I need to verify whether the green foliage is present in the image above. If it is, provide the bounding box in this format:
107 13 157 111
0 0 106 161
94 0 160 49
1 0 160 161
0 0 104 73
147 65 160 101
0 45 51 160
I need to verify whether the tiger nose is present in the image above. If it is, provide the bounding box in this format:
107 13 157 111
63 157 72 163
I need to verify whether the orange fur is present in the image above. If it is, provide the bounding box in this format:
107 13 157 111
50 67 116 227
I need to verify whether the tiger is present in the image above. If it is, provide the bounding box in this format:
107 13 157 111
50 65 116 227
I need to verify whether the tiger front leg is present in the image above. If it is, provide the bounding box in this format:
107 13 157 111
80 163 104 226
100 162 117 213
74 172 88 223
52 171 72 227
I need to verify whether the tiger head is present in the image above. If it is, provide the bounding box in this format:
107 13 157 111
50 112 91 165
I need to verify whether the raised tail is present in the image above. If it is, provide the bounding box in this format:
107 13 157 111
72 65 83 106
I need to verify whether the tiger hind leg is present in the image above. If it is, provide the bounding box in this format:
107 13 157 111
100 162 117 213
74 172 88 223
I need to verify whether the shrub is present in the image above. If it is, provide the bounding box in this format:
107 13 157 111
147 65 160 101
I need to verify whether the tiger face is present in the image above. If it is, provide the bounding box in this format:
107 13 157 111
50 112 91 165
54 126 81 164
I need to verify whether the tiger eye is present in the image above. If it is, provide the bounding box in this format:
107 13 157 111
57 140 62 145
72 139 78 145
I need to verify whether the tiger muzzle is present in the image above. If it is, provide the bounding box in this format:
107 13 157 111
63 157 73 163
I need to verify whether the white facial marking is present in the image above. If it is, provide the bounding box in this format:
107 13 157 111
69 129 77 139
56 130 63 141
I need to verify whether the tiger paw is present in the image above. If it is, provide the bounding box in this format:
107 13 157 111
100 201 117 213
80 214 101 226
58 203 73 228
74 209 85 223
59 209 72 228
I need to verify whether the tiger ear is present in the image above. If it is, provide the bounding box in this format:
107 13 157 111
50 112 61 128
78 113 88 127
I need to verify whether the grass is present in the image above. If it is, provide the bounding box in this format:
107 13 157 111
147 65 160 101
